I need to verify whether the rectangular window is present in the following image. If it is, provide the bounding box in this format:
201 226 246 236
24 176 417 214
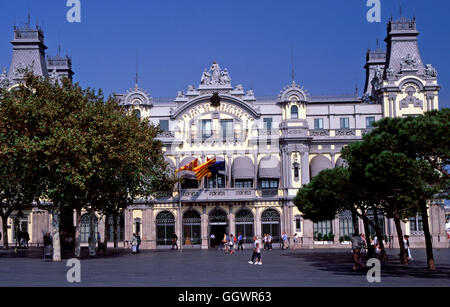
340 117 350 129
260 179 279 189
365 117 375 128
263 118 272 130
201 119 212 139
409 215 423 232
159 119 169 132
220 119 233 141
313 220 333 238
314 118 324 130
235 179 253 188
295 217 302 232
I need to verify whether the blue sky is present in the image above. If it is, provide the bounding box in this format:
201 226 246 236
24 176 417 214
0 0 449 107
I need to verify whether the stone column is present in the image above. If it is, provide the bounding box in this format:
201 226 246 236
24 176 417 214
287 204 294 245
227 155 232 188
176 206 182 247
98 216 105 242
301 151 310 185
332 216 340 245
228 205 235 239
253 153 258 188
201 205 208 249
142 207 155 249
124 209 132 243
430 202 448 247
331 152 336 168
255 206 261 240
302 219 314 248
287 151 292 188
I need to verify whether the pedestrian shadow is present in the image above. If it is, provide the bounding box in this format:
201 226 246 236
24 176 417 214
284 250 450 280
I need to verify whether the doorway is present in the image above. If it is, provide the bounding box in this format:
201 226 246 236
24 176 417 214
210 224 227 248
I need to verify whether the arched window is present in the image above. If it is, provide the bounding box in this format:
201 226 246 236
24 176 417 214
339 210 354 238
291 105 299 119
235 209 254 243
182 210 201 245
80 213 98 243
261 209 280 243
107 213 125 242
156 211 175 246
133 109 141 119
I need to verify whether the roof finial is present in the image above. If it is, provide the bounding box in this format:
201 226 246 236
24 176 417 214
290 46 295 83
135 50 139 87
399 0 403 17
26 10 31 28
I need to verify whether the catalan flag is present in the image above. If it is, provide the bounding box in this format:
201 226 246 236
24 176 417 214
193 157 217 181
175 158 199 173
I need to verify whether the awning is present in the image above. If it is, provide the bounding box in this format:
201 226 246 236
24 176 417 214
232 156 254 179
258 155 281 178
310 155 332 178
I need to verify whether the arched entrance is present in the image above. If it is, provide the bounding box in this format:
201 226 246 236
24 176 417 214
156 211 175 246
261 209 280 243
182 210 201 246
209 208 228 247
235 209 254 243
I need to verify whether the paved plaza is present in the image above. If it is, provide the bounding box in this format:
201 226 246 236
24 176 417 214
0 247 449 287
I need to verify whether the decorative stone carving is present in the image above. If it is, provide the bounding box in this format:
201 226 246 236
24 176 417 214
425 64 437 78
399 86 423 109
386 67 395 79
400 53 419 72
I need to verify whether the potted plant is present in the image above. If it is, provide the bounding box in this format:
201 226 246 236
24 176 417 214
314 233 324 244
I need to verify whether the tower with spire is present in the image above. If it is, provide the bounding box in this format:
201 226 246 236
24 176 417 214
7 19 48 82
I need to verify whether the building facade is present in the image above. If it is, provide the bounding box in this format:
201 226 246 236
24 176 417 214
0 17 448 249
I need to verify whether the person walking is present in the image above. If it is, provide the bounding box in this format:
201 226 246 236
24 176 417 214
351 233 364 271
263 234 268 250
404 235 413 262
23 231 30 249
224 233 230 254
136 232 141 253
130 233 138 254
210 233 215 248
281 232 289 250
293 233 297 250
268 234 273 250
237 232 243 251
254 242 262 265
248 236 259 264
229 234 235 255
172 232 178 250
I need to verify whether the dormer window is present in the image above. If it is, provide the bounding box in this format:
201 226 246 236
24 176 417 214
291 105 299 119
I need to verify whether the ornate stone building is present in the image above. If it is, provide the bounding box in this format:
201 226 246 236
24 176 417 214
1 17 448 249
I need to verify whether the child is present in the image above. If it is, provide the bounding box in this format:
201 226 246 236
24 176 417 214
229 234 235 255
254 242 262 265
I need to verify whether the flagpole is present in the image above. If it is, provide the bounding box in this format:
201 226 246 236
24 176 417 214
177 171 182 253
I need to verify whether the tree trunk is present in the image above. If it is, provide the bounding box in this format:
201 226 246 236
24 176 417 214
393 214 408 264
1 214 8 249
373 209 387 261
361 213 374 258
419 198 435 270
113 211 118 252
74 208 82 258
52 208 61 262
351 209 359 234
88 209 96 256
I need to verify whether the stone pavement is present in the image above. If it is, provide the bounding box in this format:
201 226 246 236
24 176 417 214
0 247 449 287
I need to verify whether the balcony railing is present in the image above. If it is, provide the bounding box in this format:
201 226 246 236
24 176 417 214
189 129 248 144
